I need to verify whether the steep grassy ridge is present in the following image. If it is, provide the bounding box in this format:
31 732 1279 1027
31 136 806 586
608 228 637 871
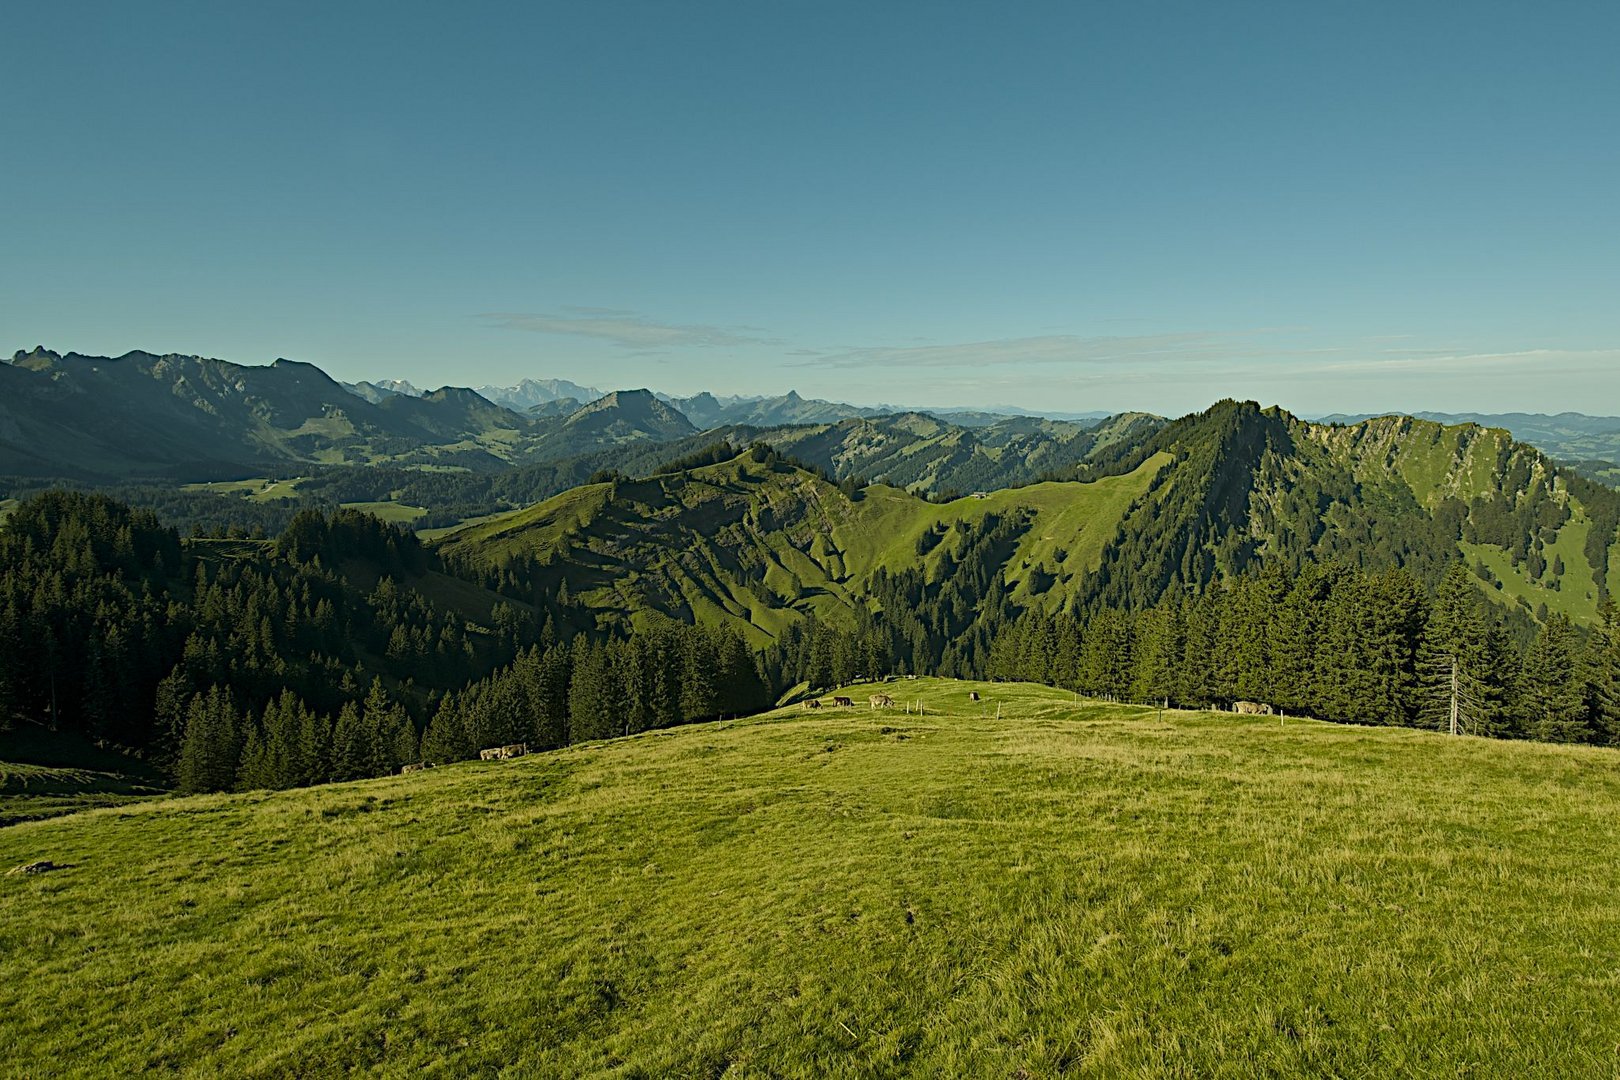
1077 404 1619 619
444 403 1620 633
1324 416 1616 622
711 411 1164 496
5 679 1619 1076
436 453 1172 641
1323 409 1620 474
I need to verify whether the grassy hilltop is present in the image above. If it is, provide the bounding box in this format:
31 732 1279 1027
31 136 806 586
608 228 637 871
5 679 1620 1077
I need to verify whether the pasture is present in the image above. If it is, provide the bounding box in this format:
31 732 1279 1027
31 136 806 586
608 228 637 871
3 679 1619 1076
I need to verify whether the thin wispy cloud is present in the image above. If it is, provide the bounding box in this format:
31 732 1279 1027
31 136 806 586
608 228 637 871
805 329 1323 369
480 308 775 351
1314 348 1620 378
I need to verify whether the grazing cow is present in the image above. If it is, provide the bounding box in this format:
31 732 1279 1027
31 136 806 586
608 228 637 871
500 743 528 759
479 748 502 761
1234 701 1273 716
805 699 823 711
833 696 855 708
869 694 894 709
968 691 980 702
401 762 425 774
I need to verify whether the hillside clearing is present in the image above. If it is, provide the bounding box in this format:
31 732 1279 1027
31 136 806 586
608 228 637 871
0 725 170 826
4 679 1620 1076
337 499 430 524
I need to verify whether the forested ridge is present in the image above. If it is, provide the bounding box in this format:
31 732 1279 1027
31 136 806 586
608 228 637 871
762 536 1620 745
6 400 1620 805
0 492 770 795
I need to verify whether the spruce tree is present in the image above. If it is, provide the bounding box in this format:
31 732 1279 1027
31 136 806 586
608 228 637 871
177 686 240 793
236 717 272 791
1590 600 1620 745
682 631 720 720
1052 614 1083 690
538 646 573 746
1268 565 1329 714
1416 564 1507 734
259 690 315 788
330 701 368 781
569 640 617 742
297 703 332 785
423 693 471 763
1520 615 1589 743
1228 571 1284 703
1079 609 1131 699
1128 607 1179 705
363 678 413 775
1179 593 1220 706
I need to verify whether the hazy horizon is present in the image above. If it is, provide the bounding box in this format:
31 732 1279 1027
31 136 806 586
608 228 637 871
19 340 1620 425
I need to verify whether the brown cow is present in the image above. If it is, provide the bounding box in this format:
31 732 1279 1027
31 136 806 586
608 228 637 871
869 694 894 709
833 696 855 707
805 699 823 711
968 691 980 702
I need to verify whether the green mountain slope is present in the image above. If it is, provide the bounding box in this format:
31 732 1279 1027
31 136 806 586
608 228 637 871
6 679 1620 1076
436 448 1173 643
441 403 1620 633
1323 409 1620 481
0 724 170 825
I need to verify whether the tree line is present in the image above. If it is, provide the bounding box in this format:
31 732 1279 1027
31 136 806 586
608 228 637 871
754 504 1619 745
5 486 1619 807
0 493 768 795
984 561 1618 743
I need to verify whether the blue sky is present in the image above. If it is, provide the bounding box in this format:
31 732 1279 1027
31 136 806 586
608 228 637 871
5 1 1618 416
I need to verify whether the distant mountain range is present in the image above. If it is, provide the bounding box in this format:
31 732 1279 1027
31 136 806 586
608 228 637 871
344 378 427 403
659 389 885 428
0 348 1142 485
7 345 1619 566
373 372 1112 430
0 349 691 479
7 345 1620 644
472 377 604 412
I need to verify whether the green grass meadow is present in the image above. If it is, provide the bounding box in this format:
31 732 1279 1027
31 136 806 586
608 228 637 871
0 725 169 826
4 679 1620 1076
